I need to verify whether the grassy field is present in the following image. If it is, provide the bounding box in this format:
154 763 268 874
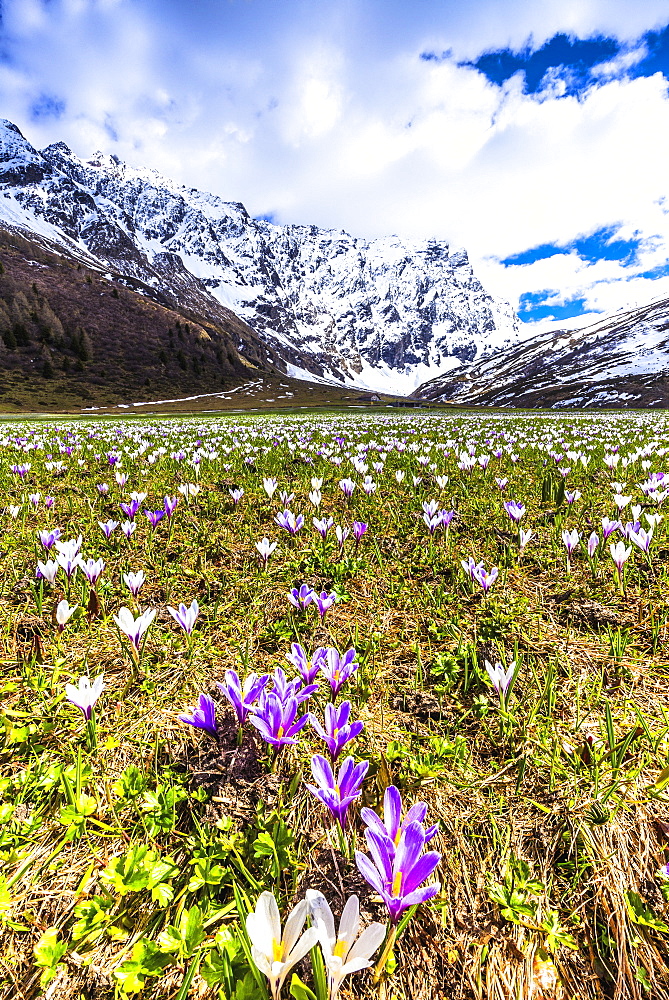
1 409 669 1000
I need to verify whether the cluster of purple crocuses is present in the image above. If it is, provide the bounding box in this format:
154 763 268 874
421 499 456 536
287 584 338 622
179 642 360 752
461 555 499 594
179 661 441 938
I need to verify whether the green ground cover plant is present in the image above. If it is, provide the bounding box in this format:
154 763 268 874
0 409 669 1000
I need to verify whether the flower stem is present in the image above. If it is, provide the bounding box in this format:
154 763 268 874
372 924 397 984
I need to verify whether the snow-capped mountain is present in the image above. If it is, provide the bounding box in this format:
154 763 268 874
414 298 669 408
0 119 520 394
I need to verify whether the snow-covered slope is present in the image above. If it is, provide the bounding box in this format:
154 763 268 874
0 119 520 393
414 299 669 408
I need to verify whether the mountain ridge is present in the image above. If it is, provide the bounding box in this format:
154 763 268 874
0 118 521 394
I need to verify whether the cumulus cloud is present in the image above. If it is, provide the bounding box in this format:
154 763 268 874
2 0 669 322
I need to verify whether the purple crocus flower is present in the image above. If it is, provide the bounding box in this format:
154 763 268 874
178 693 218 740
320 647 358 696
460 556 484 581
630 526 653 553
38 527 62 551
81 557 105 586
439 509 456 529
248 691 309 747
274 510 305 535
271 666 318 705
314 590 337 622
45 496 55 509
352 521 368 543
360 785 439 852
285 643 325 684
309 701 364 760
144 509 166 529
120 499 140 520
587 531 599 558
97 483 109 495
472 563 498 594
217 669 269 726
503 501 526 523
306 754 369 829
313 516 334 539
167 599 199 635
601 517 621 539
339 479 356 498
287 585 315 611
356 821 441 924
164 495 179 517
99 519 119 539
561 529 580 555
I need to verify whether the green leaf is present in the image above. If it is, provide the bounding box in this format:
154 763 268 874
101 845 153 895
233 971 266 1000
541 909 578 951
289 973 317 1000
113 939 171 994
158 905 206 960
34 926 67 967
0 875 13 916
626 891 669 933
71 896 113 944
150 881 174 907
33 927 67 986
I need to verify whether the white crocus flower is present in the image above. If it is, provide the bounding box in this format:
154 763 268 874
65 674 105 720
306 891 385 999
37 559 59 585
485 659 516 698
56 599 78 629
123 570 146 596
610 540 632 571
255 537 277 564
246 891 319 1000
113 607 156 650
519 528 534 550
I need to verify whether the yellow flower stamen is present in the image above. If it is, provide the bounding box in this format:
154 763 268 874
272 939 283 963
277 726 284 738
391 871 403 897
333 938 348 959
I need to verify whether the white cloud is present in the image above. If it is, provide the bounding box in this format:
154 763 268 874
2 0 669 323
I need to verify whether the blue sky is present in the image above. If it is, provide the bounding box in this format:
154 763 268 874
2 0 669 328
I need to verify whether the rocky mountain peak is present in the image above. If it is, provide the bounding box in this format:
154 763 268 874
0 118 521 393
